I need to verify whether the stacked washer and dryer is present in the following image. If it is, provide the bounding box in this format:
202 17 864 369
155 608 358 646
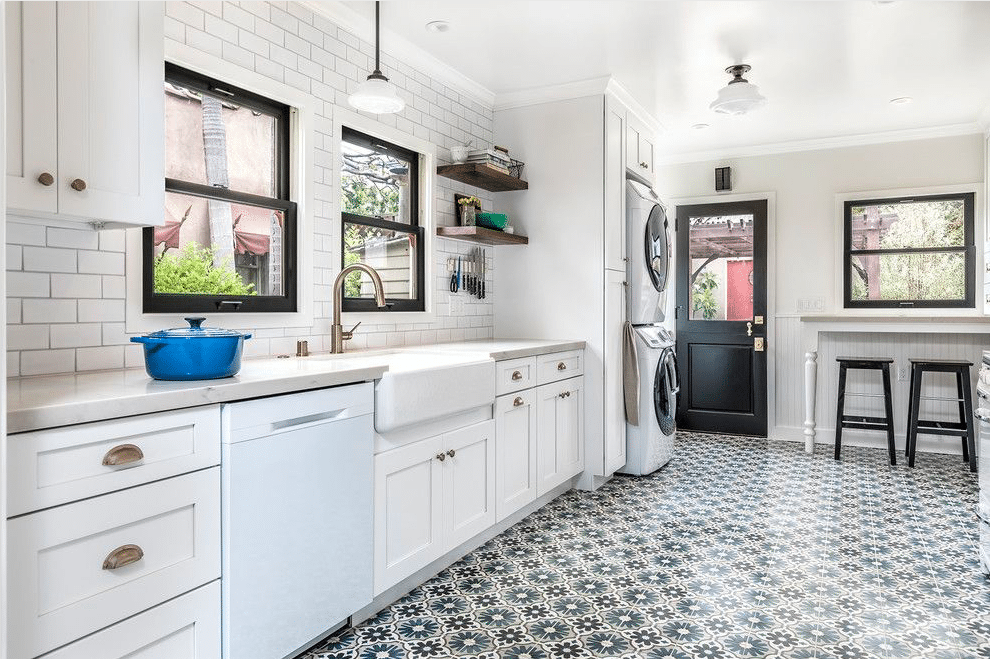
618 179 678 476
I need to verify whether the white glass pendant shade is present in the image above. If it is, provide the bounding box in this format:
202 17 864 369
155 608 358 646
348 74 405 114
346 2 404 115
709 64 767 115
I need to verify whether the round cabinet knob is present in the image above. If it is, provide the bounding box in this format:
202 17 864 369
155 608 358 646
513 397 524 407
37 172 55 186
447 449 456 458
640 161 649 168
436 453 446 462
70 178 87 192
559 392 567 399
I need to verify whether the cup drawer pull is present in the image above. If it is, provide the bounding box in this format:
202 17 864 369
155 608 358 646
102 544 144 570
557 362 567 371
513 397 524 406
102 443 144 467
511 370 523 381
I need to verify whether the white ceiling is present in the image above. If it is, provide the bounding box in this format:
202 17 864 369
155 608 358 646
335 1 990 159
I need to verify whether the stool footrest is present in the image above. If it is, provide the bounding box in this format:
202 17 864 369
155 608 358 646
914 420 968 436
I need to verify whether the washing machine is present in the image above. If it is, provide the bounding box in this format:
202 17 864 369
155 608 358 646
619 324 678 476
626 179 671 325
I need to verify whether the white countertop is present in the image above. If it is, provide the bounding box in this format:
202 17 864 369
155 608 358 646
7 338 584 434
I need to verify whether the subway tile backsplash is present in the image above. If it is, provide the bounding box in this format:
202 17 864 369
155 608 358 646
5 1 499 377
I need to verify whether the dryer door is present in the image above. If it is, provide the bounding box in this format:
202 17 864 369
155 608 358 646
645 204 670 294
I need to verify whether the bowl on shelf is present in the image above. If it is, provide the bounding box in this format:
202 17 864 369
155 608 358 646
476 212 509 230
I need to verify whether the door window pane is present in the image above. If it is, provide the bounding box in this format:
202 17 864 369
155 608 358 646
343 222 418 300
341 138 415 224
165 82 278 198
688 214 754 321
154 191 285 296
849 252 967 302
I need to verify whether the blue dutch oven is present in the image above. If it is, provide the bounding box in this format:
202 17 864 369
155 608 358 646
131 317 252 381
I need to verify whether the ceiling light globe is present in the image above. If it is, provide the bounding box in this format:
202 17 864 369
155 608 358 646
348 76 406 114
709 81 767 115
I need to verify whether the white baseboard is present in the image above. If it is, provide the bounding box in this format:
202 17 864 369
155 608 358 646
773 425 966 456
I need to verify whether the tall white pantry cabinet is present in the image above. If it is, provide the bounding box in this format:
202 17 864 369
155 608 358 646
5 1 164 228
493 81 661 489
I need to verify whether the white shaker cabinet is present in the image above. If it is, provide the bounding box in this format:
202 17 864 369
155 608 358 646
4 1 164 227
604 95 627 272
495 390 538 521
373 420 496 596
603 269 627 474
626 111 655 181
373 435 445 595
536 377 585 497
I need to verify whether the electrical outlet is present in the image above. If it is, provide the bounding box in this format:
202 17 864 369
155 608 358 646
896 366 908 382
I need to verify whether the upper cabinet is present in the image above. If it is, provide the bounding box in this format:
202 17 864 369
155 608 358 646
625 112 655 181
5 1 164 228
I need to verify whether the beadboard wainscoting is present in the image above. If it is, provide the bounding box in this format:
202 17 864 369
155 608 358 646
6 1 500 377
773 315 987 454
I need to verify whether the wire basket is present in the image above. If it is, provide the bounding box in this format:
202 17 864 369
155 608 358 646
508 159 525 179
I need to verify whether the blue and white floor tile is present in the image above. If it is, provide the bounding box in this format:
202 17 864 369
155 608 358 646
302 432 989 659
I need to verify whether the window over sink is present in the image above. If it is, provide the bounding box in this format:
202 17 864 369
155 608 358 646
142 63 297 313
843 192 975 309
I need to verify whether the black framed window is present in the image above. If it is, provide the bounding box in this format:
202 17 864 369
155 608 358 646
341 127 424 312
843 192 975 309
143 63 297 313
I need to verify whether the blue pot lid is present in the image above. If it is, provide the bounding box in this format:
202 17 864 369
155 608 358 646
145 317 247 339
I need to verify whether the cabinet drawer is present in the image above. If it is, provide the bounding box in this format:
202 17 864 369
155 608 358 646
43 581 220 659
8 405 220 516
496 357 538 395
537 350 584 385
8 468 221 659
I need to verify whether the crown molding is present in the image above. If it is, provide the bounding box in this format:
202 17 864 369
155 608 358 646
492 75 664 133
656 122 985 166
301 1 496 108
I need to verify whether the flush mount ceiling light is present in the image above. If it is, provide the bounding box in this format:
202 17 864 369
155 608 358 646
347 1 405 114
692 123 710 130
425 20 451 33
889 96 913 106
709 64 767 116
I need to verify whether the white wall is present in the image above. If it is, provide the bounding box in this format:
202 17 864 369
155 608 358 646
6 1 499 376
657 134 988 450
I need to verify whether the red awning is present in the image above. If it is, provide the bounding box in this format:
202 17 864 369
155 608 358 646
153 220 182 249
234 229 270 256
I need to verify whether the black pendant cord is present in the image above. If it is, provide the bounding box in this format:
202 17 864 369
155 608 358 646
370 1 385 80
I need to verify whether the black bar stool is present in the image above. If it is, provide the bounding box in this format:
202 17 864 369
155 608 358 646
905 358 976 471
834 356 896 465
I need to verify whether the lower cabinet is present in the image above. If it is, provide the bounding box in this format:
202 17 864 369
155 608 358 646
42 581 220 659
494 391 538 522
537 377 585 496
374 420 495 595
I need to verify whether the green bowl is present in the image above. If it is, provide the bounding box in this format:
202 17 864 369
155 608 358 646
476 212 508 230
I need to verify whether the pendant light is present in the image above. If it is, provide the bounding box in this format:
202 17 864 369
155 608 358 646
709 64 767 115
348 2 405 114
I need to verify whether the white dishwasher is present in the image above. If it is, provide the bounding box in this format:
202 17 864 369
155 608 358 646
221 383 374 659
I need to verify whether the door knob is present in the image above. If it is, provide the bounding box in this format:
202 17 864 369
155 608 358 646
37 172 54 186
70 178 87 191
746 322 753 337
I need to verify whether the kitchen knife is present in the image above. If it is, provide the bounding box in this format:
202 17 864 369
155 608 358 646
480 249 486 299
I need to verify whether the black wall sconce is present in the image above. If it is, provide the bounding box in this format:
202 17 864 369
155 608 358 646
715 166 731 191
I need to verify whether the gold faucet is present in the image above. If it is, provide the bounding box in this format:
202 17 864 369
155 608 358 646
331 263 388 353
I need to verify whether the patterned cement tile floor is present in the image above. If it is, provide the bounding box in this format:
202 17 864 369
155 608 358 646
303 432 989 659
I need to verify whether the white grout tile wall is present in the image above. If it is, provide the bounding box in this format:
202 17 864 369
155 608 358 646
6 1 505 377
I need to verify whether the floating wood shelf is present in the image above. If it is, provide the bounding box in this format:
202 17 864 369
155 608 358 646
436 226 529 246
436 163 529 192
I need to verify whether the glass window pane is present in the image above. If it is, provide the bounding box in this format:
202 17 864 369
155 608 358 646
849 199 966 251
165 82 278 198
850 252 966 302
343 222 417 300
341 138 414 224
155 191 285 296
688 214 754 321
